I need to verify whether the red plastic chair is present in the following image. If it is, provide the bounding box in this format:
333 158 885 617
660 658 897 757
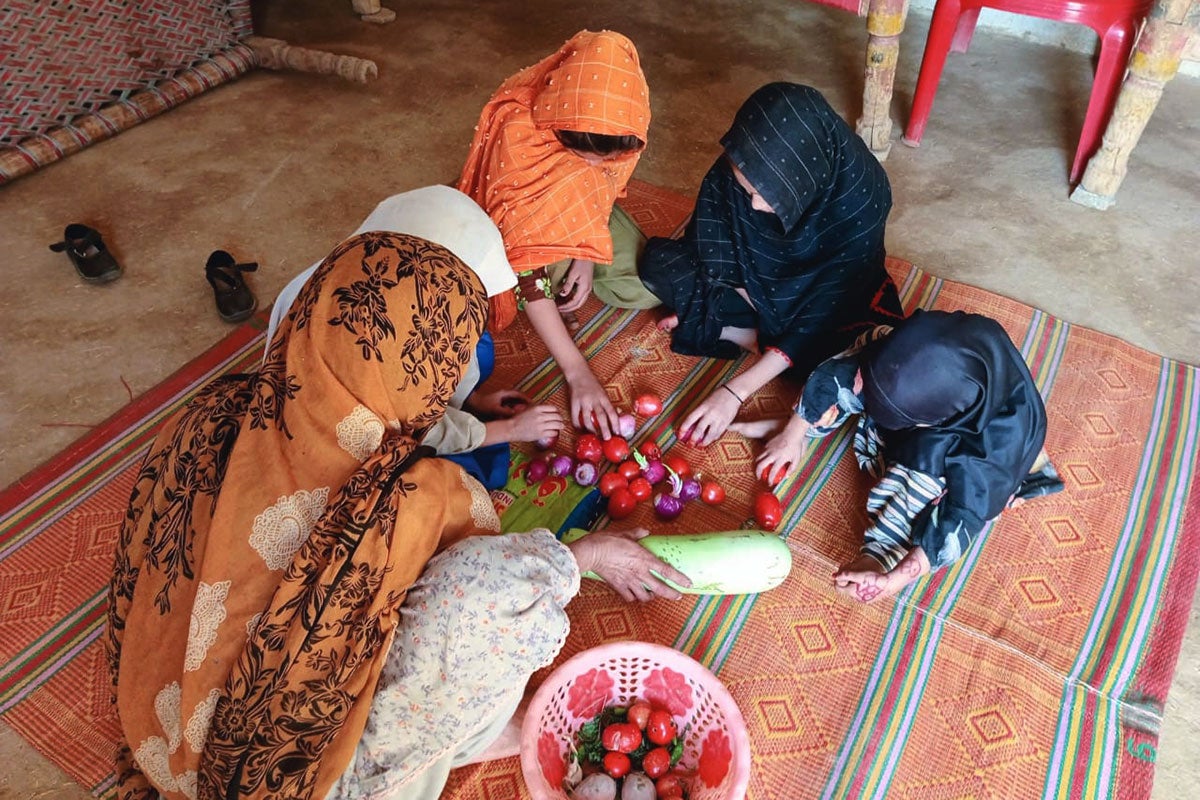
902 0 1154 184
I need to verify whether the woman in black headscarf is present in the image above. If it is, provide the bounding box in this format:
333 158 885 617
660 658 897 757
733 310 1063 602
639 82 904 445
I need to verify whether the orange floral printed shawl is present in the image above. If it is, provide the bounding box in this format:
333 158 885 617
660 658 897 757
107 233 499 800
457 30 651 329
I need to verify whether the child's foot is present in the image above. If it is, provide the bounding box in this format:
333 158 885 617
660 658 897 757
833 555 894 603
728 418 786 440
656 313 679 332
833 548 929 603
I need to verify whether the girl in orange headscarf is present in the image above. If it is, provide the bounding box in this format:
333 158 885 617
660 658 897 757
107 232 687 800
459 30 656 439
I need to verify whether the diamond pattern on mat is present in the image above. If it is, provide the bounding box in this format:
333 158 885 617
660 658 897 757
934 687 1038 770
1096 367 1130 391
725 675 831 757
1036 514 1106 561
1063 461 1103 490
986 562 1084 627
73 508 126 559
1 0 249 143
764 601 864 675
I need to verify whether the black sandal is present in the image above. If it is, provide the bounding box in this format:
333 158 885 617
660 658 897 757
205 250 259 323
48 224 122 283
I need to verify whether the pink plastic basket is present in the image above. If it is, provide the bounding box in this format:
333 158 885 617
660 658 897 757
520 641 751 800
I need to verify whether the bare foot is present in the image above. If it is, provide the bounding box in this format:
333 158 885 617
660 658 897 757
728 418 787 440
656 313 679 333
833 548 929 603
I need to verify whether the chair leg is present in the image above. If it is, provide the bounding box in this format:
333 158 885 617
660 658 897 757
1070 20 1138 184
950 8 981 53
903 0 966 147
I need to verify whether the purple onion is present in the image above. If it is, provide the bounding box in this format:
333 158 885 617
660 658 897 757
679 477 702 502
653 491 685 520
525 458 549 484
573 461 599 486
641 459 667 485
549 454 575 478
617 413 637 438
535 432 559 450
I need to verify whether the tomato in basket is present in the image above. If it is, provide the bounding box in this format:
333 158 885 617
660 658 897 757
646 709 678 746
601 722 642 754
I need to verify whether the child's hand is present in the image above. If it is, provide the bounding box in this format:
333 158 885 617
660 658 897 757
678 386 742 447
557 259 595 313
466 389 530 419
506 404 565 443
755 416 808 485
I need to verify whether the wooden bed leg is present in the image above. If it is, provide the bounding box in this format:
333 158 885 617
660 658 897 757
351 0 396 24
857 0 910 161
1071 4 1195 209
245 36 379 84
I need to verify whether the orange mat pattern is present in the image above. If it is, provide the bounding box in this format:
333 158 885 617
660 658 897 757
1 181 1198 800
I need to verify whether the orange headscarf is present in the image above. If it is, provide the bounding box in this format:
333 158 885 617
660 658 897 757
457 30 651 329
108 233 500 800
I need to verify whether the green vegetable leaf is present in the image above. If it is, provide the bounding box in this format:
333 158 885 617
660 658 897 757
574 705 630 764
575 718 603 764
669 729 686 766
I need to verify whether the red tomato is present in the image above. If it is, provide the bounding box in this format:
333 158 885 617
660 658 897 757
628 700 652 730
628 476 653 502
598 472 628 498
617 459 642 481
656 773 687 797
634 393 663 416
607 488 638 520
576 434 604 464
602 751 631 778
663 455 692 479
603 436 631 463
645 710 677 746
700 481 726 505
639 441 662 460
641 746 671 779
600 722 642 754
754 490 783 531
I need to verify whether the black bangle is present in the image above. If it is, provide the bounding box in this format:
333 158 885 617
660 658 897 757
722 384 745 404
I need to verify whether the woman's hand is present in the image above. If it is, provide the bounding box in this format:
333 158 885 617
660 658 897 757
678 386 742 447
557 259 595 313
567 370 620 439
466 389 530 419
756 415 809 485
567 528 693 602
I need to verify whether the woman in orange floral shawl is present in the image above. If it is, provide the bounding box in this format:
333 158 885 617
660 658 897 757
107 232 687 800
459 30 655 439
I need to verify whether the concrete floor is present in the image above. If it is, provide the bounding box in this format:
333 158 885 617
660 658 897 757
1 0 1197 797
